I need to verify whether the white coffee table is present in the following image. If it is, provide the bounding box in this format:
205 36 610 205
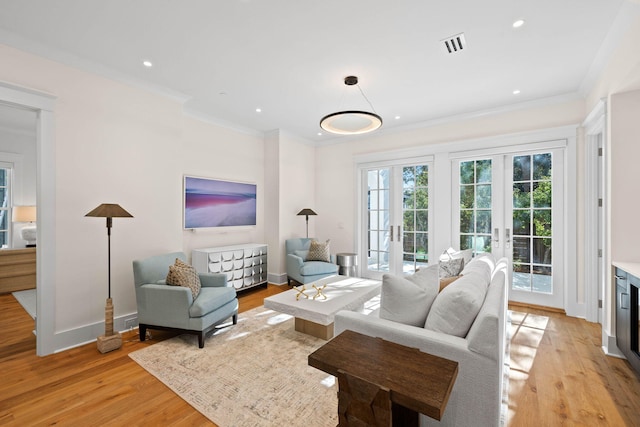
264 275 381 340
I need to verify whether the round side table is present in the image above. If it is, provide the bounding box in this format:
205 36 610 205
336 253 358 277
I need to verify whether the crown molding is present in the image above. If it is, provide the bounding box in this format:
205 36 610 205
0 30 191 104
578 2 640 97
317 92 583 147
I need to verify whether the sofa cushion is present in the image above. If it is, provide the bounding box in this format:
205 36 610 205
294 249 309 260
424 272 488 337
299 260 338 276
467 270 506 361
166 258 201 299
307 239 331 262
189 286 237 318
460 253 495 285
380 266 439 327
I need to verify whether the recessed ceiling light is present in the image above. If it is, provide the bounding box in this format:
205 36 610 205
317 132 322 136
142 60 153 67
513 89 521 95
395 116 401 120
512 19 525 28
255 108 262 113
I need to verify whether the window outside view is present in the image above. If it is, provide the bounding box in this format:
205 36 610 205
512 153 553 294
459 159 493 255
402 165 429 273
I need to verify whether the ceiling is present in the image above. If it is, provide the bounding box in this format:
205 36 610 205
0 0 633 142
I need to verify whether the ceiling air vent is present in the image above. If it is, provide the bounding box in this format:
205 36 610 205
440 33 467 54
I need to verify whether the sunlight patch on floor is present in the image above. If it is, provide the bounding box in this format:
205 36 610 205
507 310 550 425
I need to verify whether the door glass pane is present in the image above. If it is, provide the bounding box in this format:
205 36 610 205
367 168 390 272
459 159 492 255
512 153 553 294
402 165 429 273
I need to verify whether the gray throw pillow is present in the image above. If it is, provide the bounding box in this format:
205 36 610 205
380 266 439 327
424 272 487 337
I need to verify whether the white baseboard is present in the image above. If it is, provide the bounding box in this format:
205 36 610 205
52 312 138 353
602 331 625 359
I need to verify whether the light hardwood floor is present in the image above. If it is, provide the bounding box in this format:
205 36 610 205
1 285 639 426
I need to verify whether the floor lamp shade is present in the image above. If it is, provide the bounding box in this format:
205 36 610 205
297 208 317 238
85 203 133 353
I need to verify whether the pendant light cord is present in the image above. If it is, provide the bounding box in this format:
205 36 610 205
356 84 378 113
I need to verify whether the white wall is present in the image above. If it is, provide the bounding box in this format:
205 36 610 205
610 90 640 261
264 129 315 282
0 43 266 353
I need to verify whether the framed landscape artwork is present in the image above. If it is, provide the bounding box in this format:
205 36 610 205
183 175 257 229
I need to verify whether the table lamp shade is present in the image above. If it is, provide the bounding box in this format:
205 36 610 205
13 205 37 222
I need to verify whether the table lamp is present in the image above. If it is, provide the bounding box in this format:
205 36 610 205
13 205 37 247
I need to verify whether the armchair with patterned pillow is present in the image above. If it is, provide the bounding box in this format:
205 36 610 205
132 252 238 348
285 238 339 286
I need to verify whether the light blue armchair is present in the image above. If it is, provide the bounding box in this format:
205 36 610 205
286 238 339 286
132 252 238 348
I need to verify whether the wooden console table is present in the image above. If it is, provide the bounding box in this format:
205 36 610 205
308 330 458 426
0 248 36 294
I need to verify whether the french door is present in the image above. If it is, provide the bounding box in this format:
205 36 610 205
453 148 565 308
360 160 433 280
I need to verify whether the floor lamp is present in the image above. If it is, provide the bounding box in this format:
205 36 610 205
85 203 133 353
297 208 317 238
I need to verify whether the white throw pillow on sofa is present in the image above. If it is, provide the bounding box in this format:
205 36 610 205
380 266 439 327
424 272 488 337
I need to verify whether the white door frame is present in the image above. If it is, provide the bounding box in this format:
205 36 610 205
0 81 57 356
357 156 434 279
451 144 566 309
353 125 577 314
583 99 607 324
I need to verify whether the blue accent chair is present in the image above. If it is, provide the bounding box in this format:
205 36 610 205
132 252 238 348
285 238 339 286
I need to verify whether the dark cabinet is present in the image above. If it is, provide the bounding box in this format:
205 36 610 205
614 266 640 375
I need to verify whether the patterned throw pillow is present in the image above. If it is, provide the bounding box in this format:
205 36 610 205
166 258 201 299
438 258 464 278
306 239 331 262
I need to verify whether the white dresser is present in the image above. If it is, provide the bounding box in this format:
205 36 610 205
192 243 268 291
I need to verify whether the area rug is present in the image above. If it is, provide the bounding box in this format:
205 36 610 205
129 306 337 427
12 289 36 319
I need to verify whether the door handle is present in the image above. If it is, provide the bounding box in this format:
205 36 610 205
390 225 393 242
493 228 500 247
620 292 629 309
397 225 401 242
505 228 511 249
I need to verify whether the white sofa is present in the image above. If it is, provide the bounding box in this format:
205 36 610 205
334 254 509 427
